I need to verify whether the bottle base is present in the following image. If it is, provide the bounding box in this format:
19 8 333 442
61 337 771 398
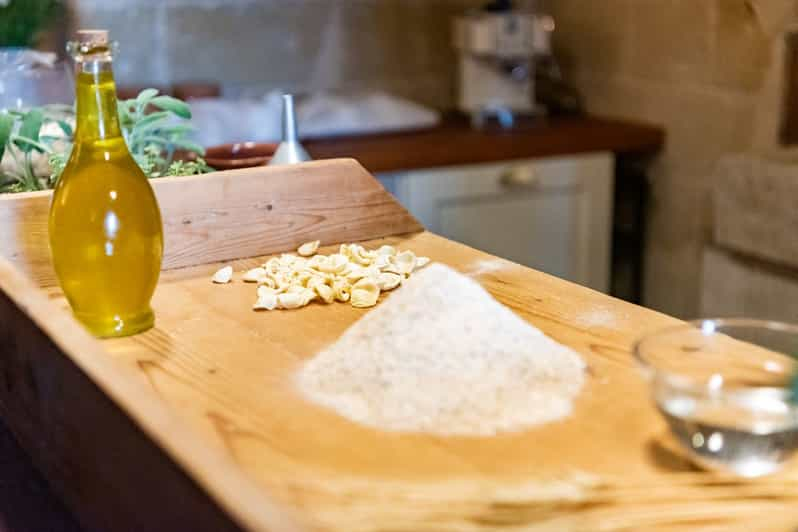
74 308 155 338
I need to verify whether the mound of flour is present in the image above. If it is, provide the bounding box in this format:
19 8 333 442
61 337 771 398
296 263 586 436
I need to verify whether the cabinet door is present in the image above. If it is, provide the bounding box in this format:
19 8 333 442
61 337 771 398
386 153 614 291
438 188 576 278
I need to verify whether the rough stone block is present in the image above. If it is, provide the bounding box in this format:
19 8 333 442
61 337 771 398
68 3 170 86
701 246 798 322
547 0 630 76
712 154 798 269
624 0 713 85
713 0 771 91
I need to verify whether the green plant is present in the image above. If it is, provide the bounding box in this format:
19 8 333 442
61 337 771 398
0 104 71 191
0 0 62 48
114 89 210 178
0 88 213 193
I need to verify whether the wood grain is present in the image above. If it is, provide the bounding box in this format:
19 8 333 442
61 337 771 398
304 115 664 174
0 158 421 288
0 256 300 532
99 233 798 530
1 160 796 531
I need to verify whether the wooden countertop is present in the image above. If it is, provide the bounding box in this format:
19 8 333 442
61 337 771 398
304 115 664 173
2 160 796 531
0 116 663 532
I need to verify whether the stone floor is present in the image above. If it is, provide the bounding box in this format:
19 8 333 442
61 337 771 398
0 420 83 532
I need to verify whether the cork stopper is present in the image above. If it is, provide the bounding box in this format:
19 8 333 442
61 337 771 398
75 29 109 48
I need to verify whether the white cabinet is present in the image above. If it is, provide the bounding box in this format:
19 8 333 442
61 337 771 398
378 152 614 292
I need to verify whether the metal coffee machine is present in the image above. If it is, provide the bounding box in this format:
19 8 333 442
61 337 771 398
453 0 554 128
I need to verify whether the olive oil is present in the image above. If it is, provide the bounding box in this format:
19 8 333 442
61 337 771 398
50 30 163 338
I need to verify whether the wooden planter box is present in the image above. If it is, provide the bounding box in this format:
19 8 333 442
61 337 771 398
0 159 796 531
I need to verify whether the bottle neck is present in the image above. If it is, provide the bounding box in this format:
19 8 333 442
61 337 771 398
74 58 122 142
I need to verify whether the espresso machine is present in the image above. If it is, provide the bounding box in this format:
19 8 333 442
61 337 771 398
453 0 557 128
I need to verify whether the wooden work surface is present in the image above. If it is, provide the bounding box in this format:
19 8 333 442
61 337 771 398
0 160 795 531
304 115 664 174
38 232 798 531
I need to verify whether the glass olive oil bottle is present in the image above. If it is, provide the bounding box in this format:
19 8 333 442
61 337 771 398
50 30 163 338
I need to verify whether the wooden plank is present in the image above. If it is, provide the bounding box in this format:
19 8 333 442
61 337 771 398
0 256 301 531
304 115 664 174
83 233 798 531
2 160 796 531
0 190 51 287
0 158 422 288
0 418 82 531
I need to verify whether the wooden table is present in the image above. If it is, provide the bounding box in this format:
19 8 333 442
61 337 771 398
0 115 664 532
0 421 83 531
1 160 795 532
304 115 664 173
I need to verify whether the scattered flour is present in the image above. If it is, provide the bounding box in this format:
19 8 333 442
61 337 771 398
575 307 618 328
465 258 516 277
296 263 586 436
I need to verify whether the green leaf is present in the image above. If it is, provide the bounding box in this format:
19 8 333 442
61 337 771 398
0 114 15 163
136 88 159 109
195 157 214 171
14 109 44 153
48 151 70 186
10 136 51 155
0 181 24 193
155 124 195 138
129 111 171 133
149 95 191 119
56 120 73 137
118 99 136 115
133 135 171 146
117 102 133 129
169 139 205 155
18 109 43 140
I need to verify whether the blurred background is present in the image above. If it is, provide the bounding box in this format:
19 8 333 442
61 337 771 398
3 1 798 528
5 0 798 323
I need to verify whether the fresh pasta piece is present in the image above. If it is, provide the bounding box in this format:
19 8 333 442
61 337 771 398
297 240 320 257
212 266 233 284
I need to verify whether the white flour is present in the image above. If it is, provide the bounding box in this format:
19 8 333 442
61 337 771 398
296 264 586 436
575 308 618 328
465 258 516 277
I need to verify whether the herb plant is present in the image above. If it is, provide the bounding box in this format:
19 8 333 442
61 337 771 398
114 88 210 178
0 88 213 193
0 104 71 192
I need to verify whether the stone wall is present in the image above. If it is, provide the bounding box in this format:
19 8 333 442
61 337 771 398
540 0 797 318
66 0 485 109
701 247 798 322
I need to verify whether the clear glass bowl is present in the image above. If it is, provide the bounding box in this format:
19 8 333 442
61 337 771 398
635 319 798 477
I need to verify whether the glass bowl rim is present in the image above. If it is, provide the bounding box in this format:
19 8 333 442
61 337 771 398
633 318 798 394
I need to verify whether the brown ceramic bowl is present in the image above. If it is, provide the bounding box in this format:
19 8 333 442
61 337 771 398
205 142 279 170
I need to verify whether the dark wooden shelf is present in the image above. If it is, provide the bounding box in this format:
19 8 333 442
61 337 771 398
304 114 664 174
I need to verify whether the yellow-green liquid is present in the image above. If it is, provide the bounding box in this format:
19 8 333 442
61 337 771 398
49 69 163 337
